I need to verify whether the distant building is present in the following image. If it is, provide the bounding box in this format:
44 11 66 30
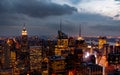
108 40 120 65
98 36 107 49
103 44 110 57
0 40 5 69
75 37 87 51
114 45 120 54
108 53 120 65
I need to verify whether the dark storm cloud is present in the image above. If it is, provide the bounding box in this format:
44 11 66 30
115 0 120 1
0 0 119 36
67 12 112 23
0 0 77 18
69 0 81 4
90 25 120 32
0 13 28 25
46 22 75 32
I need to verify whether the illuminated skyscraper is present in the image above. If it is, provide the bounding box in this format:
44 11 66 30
55 30 68 55
20 25 30 74
7 39 18 74
98 36 107 49
21 26 28 52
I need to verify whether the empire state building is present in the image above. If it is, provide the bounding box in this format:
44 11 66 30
21 26 29 52
20 25 30 74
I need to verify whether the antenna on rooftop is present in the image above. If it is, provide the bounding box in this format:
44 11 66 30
23 23 26 29
79 24 81 37
60 19 62 32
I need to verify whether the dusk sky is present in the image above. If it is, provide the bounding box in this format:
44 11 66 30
0 0 120 37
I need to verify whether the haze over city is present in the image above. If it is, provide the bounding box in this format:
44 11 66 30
0 0 120 37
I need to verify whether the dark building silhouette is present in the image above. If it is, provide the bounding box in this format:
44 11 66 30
74 48 83 71
89 55 96 64
65 53 75 70
79 63 103 75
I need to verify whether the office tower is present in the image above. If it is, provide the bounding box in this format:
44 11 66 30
19 25 30 74
55 30 68 56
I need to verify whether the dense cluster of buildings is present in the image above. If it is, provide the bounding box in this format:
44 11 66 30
0 26 119 75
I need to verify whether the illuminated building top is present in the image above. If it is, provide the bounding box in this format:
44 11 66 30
77 24 84 40
22 26 27 36
77 36 84 40
115 40 120 46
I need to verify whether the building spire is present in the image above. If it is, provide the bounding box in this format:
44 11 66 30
22 23 27 35
78 24 84 40
60 19 62 32
23 23 26 30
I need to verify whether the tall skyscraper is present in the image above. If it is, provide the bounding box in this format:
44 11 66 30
20 25 30 74
55 30 68 55
21 26 28 52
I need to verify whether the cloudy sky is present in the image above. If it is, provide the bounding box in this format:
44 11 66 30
0 0 120 37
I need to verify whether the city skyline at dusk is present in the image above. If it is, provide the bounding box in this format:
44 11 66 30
0 0 120 37
0 1 120 74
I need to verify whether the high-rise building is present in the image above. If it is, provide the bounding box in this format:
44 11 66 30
103 44 110 57
6 39 18 74
19 25 30 74
114 40 120 53
30 46 42 71
98 36 107 49
55 30 68 56
4 39 16 69
21 26 28 52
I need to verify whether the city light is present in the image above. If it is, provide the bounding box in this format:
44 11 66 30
0 0 120 75
77 36 83 40
87 45 91 48
85 52 90 58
